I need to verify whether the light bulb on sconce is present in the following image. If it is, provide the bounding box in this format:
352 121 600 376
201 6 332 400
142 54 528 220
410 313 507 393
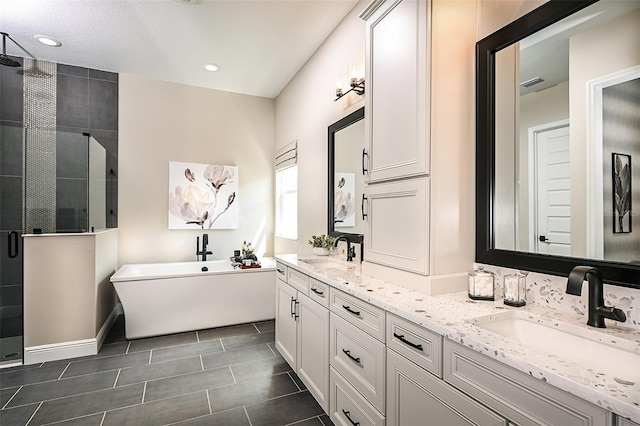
334 66 365 102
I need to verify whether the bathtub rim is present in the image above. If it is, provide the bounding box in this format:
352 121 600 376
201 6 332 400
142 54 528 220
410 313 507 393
111 257 276 283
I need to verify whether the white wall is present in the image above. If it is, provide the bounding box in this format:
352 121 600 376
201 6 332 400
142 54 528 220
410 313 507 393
274 1 366 256
569 8 640 258
118 75 275 266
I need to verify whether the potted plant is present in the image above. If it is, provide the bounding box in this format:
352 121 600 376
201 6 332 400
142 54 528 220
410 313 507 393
308 234 335 256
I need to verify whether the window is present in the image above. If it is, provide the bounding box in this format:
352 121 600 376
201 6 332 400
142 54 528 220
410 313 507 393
275 165 298 239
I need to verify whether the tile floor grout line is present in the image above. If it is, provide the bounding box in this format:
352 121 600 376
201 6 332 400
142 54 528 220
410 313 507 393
113 368 121 388
126 340 131 354
200 355 205 371
228 365 237 384
141 381 147 404
205 387 213 415
288 372 303 392
219 338 226 352
1 385 22 410
267 343 277 357
148 350 153 365
23 400 42 426
58 362 70 379
243 405 253 426
196 331 201 343
99 411 106 426
252 323 261 333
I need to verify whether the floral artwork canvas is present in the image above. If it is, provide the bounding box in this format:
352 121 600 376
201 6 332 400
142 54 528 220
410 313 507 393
168 162 238 229
334 172 355 227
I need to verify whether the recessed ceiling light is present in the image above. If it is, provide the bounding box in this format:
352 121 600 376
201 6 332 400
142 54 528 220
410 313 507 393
204 64 219 72
34 35 61 47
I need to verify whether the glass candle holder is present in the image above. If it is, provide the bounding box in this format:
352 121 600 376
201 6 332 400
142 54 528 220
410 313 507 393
468 266 495 300
503 272 526 307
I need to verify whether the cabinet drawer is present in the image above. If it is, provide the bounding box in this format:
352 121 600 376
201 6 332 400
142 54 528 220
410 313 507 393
330 288 385 341
288 267 309 294
443 340 611 426
330 313 386 413
330 367 385 426
387 348 506 426
275 262 288 282
308 277 330 308
386 313 442 378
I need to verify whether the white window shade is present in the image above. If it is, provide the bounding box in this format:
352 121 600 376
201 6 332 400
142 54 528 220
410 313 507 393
275 140 297 171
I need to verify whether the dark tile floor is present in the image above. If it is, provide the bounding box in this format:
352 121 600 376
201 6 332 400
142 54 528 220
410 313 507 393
0 316 333 426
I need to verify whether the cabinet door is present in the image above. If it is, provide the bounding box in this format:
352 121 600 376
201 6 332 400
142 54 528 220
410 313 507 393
364 176 429 274
387 349 506 426
362 0 431 183
297 292 330 412
275 278 298 369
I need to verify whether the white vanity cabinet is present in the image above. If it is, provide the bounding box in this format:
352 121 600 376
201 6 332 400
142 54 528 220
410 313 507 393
386 314 505 425
360 0 431 183
329 288 386 424
443 339 613 426
359 0 432 275
274 262 330 411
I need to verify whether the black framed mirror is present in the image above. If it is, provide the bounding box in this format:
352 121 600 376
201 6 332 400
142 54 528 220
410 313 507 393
476 0 640 288
328 106 365 243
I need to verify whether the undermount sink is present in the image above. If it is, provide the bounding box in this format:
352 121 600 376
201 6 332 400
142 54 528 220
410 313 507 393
469 310 640 385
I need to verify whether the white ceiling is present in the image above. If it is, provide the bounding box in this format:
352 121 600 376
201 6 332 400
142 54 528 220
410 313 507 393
1 0 359 98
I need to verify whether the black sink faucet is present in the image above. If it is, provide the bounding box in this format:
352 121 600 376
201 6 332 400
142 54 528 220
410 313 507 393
334 235 355 262
566 266 626 328
196 233 213 262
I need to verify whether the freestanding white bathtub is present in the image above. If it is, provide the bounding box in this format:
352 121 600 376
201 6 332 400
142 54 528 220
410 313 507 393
111 258 276 339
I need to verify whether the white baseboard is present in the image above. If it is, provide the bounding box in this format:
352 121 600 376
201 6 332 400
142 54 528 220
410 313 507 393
24 303 123 365
24 338 98 365
96 303 122 350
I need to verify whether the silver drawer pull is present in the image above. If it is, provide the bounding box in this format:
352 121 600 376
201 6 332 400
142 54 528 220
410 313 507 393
342 409 360 426
342 349 361 364
311 287 324 296
393 332 423 351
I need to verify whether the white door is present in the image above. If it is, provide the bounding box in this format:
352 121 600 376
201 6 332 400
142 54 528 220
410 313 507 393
534 125 571 255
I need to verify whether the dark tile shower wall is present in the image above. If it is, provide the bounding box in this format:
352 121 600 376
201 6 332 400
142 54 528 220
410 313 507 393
56 63 119 230
0 59 118 339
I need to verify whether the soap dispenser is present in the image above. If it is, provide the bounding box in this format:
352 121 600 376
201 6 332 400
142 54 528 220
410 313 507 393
468 266 495 301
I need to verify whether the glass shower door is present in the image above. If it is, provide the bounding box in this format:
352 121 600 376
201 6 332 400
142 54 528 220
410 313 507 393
0 123 25 365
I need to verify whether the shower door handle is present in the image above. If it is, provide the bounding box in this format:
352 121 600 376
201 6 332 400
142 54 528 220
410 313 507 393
8 231 19 258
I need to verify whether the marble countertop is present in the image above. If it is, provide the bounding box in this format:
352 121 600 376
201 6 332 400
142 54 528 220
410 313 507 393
275 254 640 423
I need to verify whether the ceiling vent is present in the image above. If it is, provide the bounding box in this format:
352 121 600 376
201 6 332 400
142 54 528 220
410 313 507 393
520 77 545 88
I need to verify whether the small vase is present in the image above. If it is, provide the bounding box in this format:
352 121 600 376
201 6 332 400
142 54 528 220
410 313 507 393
313 247 330 256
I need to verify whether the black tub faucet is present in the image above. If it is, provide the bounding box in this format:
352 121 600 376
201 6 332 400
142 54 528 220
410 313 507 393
196 233 213 261
566 266 626 328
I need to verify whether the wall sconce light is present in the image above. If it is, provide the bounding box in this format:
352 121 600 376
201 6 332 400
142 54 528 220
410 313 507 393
335 66 365 101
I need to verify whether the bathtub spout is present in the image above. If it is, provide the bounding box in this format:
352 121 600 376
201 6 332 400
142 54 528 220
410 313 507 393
197 234 213 261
